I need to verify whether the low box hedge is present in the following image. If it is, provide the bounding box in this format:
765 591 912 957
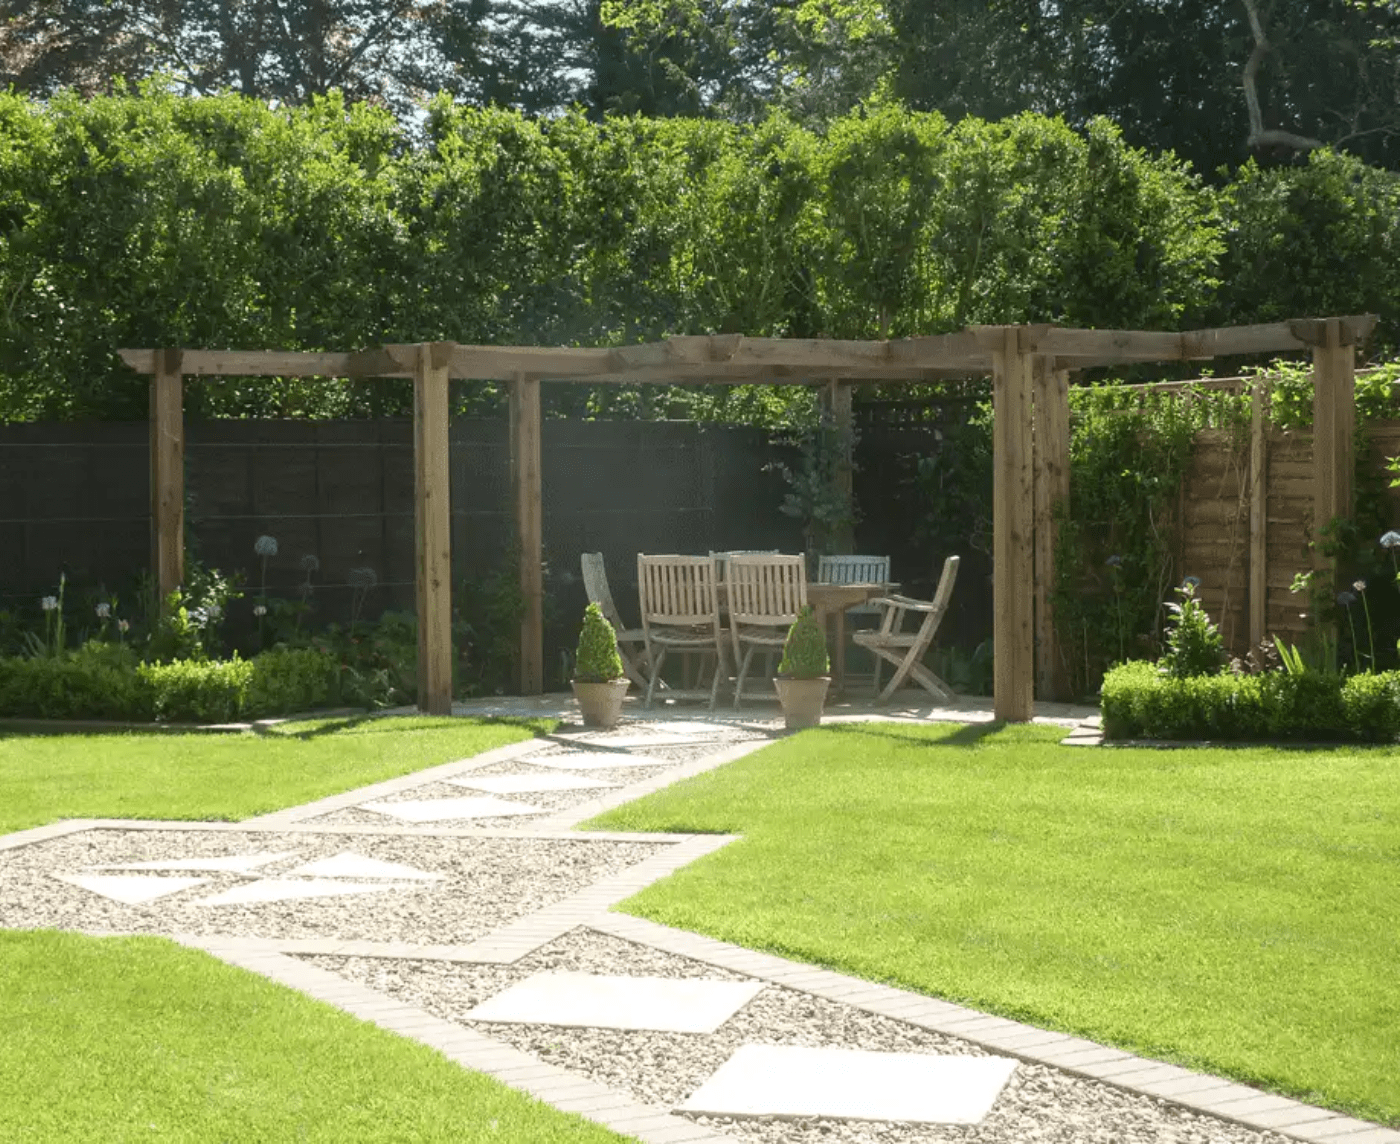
0 644 345 724
1101 660 1400 742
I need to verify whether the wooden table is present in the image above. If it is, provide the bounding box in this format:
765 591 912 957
710 575 894 696
807 581 896 696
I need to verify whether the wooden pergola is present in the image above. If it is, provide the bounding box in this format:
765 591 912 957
119 315 1373 721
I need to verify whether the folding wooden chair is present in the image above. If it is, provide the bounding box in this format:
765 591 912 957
853 555 960 704
580 552 650 689
726 554 807 709
637 555 728 709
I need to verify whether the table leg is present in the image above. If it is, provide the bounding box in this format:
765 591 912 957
833 609 847 697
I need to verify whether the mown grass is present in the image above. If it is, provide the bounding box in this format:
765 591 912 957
586 721 1400 1127
0 715 554 836
0 930 628 1142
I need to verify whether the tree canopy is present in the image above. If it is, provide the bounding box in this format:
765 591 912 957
7 1 1400 174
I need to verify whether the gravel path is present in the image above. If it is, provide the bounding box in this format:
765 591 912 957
0 829 665 945
311 927 1294 1144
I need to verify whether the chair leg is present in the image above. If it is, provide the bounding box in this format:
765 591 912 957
645 646 669 709
708 644 727 711
733 645 757 710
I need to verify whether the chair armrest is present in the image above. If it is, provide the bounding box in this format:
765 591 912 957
877 594 938 612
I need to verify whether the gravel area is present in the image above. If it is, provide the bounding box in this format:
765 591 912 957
0 830 665 945
313 928 1295 1144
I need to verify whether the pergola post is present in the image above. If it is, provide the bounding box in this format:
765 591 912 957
991 328 1035 721
1032 356 1070 701
1248 377 1270 650
510 372 544 695
822 379 855 554
149 349 185 604
1311 318 1355 575
414 342 454 716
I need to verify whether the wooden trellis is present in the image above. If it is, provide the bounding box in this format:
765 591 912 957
119 315 1373 721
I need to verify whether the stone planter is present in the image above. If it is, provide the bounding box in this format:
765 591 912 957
572 678 630 729
775 676 830 730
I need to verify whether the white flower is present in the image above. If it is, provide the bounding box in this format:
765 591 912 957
95 602 111 618
1381 530 1400 550
40 596 57 611
347 566 378 590
205 604 222 620
254 535 279 557
117 619 130 633
253 604 267 617
300 554 320 573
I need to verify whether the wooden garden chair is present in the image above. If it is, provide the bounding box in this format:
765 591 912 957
852 555 960 704
580 552 650 689
725 553 807 709
637 554 728 709
816 553 892 689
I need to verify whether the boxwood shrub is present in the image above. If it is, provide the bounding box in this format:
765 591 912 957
0 643 344 724
1101 660 1400 742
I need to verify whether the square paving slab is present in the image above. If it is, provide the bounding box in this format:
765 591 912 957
464 971 765 1034
447 774 617 795
525 754 674 772
358 796 545 822
679 1043 1018 1124
283 853 445 881
53 873 210 905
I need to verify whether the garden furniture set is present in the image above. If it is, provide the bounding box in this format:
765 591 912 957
581 550 959 710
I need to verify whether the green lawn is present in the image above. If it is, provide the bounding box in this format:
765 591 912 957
0 715 554 836
586 721 1400 1127
0 930 629 1142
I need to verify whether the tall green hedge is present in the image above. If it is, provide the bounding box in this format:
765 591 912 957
0 88 1231 423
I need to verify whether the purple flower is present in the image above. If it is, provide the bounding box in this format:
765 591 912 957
1105 555 1123 567
1182 576 1201 590
1337 590 1357 607
1380 531 1400 550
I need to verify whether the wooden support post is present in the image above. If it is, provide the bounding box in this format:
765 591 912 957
991 328 1035 722
149 349 185 604
1311 319 1355 573
510 372 544 696
1248 377 1270 651
1032 357 1070 702
823 379 855 554
414 342 454 716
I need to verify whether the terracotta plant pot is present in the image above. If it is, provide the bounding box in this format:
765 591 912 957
572 678 630 729
774 676 830 730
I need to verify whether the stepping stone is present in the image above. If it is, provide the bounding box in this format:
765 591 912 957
54 873 210 905
283 852 445 881
464 971 763 1034
525 753 673 772
196 878 417 906
359 796 545 822
93 851 295 875
448 774 617 795
679 1044 1017 1124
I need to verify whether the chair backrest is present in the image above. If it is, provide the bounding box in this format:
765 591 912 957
637 555 721 630
710 549 780 581
930 554 960 615
725 554 808 628
817 555 891 617
581 552 627 632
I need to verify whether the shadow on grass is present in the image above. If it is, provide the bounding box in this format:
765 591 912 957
810 720 1008 748
263 712 558 741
